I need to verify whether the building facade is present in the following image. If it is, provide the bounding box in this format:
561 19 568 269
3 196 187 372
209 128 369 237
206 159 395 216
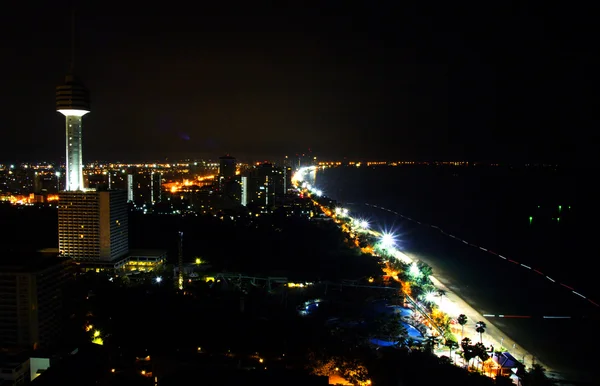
218 155 236 181
0 255 71 351
58 190 129 261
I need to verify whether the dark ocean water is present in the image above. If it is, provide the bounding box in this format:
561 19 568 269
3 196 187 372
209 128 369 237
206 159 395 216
311 165 600 383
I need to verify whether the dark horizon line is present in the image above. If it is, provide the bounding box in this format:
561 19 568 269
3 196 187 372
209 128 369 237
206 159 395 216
0 157 565 167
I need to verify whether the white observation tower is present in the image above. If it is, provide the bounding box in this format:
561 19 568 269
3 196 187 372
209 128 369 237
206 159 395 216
56 11 90 191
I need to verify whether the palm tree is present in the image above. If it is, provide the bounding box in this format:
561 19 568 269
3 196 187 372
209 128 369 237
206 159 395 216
457 314 468 338
437 289 446 306
445 340 459 363
424 335 440 354
524 364 554 386
474 342 489 371
475 321 486 343
460 337 476 369
370 313 407 345
460 337 471 350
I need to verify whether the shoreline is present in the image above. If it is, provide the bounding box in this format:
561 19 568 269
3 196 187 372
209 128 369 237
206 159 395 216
298 169 581 383
364 227 556 379
429 275 547 370
306 168 598 384
401 249 569 383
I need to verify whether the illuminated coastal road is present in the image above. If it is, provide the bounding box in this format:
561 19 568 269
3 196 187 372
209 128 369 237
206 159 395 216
365 228 550 378
292 167 562 383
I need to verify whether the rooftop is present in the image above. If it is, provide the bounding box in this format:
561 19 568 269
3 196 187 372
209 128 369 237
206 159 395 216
129 249 168 257
0 252 67 274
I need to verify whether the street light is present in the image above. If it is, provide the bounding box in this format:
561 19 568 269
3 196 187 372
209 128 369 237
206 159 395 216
380 232 395 249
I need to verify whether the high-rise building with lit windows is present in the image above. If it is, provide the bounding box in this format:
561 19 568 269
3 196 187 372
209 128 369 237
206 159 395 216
56 50 129 262
127 173 134 202
58 190 129 261
151 172 162 203
52 18 164 271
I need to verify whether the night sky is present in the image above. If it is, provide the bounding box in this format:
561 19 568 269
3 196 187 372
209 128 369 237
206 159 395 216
0 2 596 163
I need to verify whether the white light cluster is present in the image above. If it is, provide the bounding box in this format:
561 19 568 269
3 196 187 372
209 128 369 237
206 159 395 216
335 207 350 217
291 166 317 185
294 169 323 197
380 232 396 249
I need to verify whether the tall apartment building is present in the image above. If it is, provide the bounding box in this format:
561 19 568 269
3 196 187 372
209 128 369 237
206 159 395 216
58 190 129 261
0 255 71 351
151 172 162 204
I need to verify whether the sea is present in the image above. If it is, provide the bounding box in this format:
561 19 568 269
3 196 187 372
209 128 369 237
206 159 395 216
309 164 600 383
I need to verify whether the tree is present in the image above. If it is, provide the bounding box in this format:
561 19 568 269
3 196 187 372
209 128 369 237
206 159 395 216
423 335 440 354
457 314 468 338
445 339 459 362
475 321 486 343
431 306 451 332
417 261 433 281
370 313 407 345
460 337 472 350
474 342 490 371
522 364 556 386
308 352 370 386
460 337 477 369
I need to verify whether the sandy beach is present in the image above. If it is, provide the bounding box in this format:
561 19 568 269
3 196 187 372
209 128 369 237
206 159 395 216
404 250 566 383
428 275 552 372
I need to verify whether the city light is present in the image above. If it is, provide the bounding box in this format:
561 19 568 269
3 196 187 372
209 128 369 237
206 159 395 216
57 109 90 117
359 219 369 229
380 232 396 249
409 262 421 279
155 276 162 283
425 291 438 303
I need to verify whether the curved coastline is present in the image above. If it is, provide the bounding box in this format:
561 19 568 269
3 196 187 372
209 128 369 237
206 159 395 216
354 202 594 383
302 165 597 383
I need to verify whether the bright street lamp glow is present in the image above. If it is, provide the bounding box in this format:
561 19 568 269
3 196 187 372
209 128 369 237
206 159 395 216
409 262 421 279
155 277 162 283
380 232 395 248
425 291 437 303
342 208 349 216
335 208 342 215
359 220 369 229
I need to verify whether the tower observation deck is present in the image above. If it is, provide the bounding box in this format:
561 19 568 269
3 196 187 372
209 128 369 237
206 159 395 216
56 74 90 191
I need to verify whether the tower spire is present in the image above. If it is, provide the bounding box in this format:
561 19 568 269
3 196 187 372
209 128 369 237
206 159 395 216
70 8 75 74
